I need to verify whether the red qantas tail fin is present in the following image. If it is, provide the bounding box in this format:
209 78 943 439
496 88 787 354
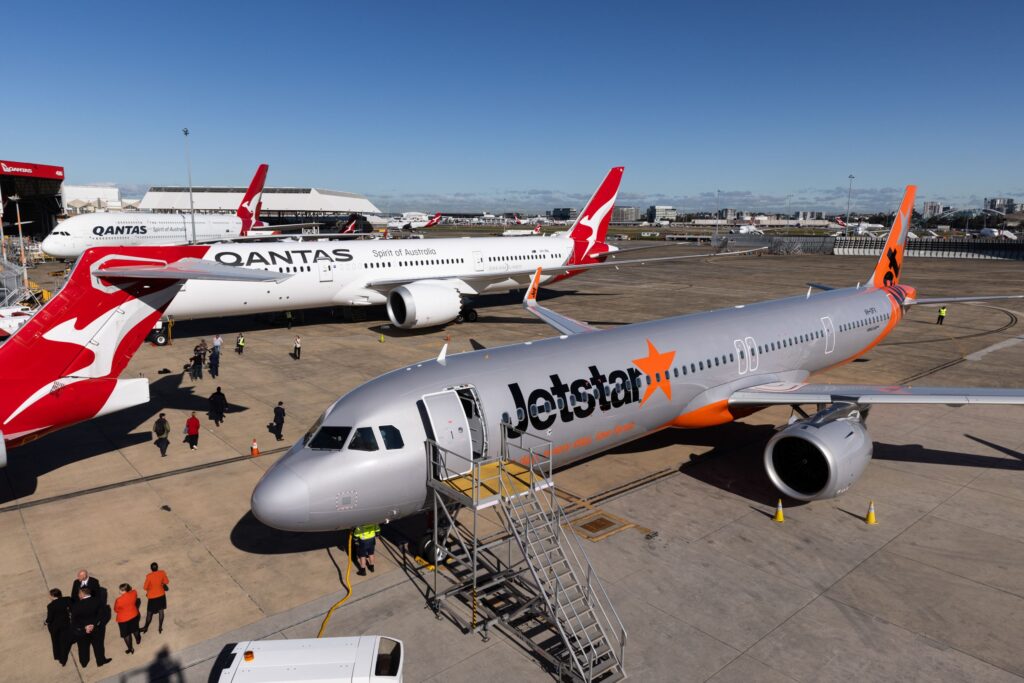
237 164 269 236
871 185 916 289
563 167 623 265
424 212 442 228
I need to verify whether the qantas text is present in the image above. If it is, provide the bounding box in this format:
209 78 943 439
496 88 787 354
213 248 353 267
508 365 644 432
93 225 147 236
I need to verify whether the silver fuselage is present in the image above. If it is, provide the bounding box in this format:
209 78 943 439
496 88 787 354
252 283 907 531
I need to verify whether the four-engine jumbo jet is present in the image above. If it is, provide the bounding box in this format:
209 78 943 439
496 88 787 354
0 246 286 466
42 164 274 259
249 184 1024 533
149 167 745 330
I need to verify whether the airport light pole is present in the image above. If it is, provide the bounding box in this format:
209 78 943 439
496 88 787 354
845 174 855 236
9 195 30 292
715 188 721 242
183 127 197 244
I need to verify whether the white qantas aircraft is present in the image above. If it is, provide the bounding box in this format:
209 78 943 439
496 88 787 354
150 167 748 331
42 165 274 258
387 212 443 231
502 224 542 237
979 227 1018 240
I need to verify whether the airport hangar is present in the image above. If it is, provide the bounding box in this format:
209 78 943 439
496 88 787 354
138 185 382 228
0 159 65 237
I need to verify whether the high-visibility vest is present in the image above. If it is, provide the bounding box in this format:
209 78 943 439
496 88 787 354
939 307 947 317
354 524 380 540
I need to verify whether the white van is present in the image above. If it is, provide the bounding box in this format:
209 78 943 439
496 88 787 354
214 635 403 682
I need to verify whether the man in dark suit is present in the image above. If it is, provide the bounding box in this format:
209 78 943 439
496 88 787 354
70 586 110 667
70 569 101 603
45 588 73 666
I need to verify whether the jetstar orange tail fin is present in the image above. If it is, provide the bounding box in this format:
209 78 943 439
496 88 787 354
871 185 916 288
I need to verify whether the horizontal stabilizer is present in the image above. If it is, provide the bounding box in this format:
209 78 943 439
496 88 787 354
806 282 836 291
96 258 291 283
729 381 1024 406
906 294 1024 306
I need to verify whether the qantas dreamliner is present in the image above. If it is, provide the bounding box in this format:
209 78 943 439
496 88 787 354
41 164 273 259
249 185 1024 532
0 245 284 466
387 212 443 231
149 167 742 330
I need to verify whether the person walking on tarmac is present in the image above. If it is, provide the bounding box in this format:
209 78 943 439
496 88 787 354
45 588 73 667
209 347 220 379
936 305 947 325
209 387 228 426
153 413 171 457
293 335 301 360
184 412 200 450
235 333 246 355
141 563 169 635
113 584 142 655
272 402 286 441
352 523 380 576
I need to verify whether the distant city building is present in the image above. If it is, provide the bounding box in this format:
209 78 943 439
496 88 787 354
646 206 676 222
922 201 943 219
984 197 1016 214
551 207 577 221
717 208 737 220
797 210 825 221
612 206 640 223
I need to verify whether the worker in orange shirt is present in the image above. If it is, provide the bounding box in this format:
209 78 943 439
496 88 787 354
113 583 142 655
141 562 169 634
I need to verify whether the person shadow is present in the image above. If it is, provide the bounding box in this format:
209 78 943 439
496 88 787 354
115 645 183 682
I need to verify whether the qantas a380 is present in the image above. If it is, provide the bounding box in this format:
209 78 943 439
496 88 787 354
145 167 745 330
249 184 1024 533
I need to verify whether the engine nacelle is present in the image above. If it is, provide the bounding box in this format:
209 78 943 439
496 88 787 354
764 412 872 501
387 281 463 329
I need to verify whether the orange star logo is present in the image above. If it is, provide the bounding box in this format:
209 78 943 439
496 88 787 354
632 339 676 405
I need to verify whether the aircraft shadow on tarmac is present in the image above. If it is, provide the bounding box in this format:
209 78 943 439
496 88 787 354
0 373 251 504
230 511 346 555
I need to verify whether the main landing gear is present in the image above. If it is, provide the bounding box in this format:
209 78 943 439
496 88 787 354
454 307 479 324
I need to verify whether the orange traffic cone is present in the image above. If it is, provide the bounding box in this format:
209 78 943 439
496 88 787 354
772 498 785 523
865 500 878 525
250 438 260 457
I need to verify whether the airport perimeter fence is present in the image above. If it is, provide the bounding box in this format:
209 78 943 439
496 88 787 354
833 237 1024 260
723 235 835 255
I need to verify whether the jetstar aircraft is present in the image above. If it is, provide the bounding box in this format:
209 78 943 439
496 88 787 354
153 167 744 330
249 184 1024 532
42 164 280 259
0 246 285 466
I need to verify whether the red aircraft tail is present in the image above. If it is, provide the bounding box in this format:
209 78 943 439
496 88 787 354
564 167 623 266
424 212 442 228
237 164 269 236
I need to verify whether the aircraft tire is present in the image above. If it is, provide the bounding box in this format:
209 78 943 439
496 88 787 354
464 308 479 323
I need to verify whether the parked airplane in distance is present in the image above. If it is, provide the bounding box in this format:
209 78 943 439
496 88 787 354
833 217 885 237
0 245 285 465
249 184 1024 533
42 165 273 259
153 167 748 332
387 212 443 231
979 227 1018 240
502 224 542 237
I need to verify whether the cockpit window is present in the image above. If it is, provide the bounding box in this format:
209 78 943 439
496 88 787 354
303 414 326 445
380 425 404 450
348 427 379 451
308 426 351 450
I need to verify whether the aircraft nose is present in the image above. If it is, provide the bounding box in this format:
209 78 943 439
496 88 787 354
251 465 310 530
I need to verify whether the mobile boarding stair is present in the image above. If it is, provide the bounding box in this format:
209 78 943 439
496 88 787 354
424 426 627 682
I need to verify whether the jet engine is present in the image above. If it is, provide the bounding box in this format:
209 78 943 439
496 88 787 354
764 406 872 501
387 281 463 329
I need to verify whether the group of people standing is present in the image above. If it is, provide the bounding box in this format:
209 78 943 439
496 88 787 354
45 564 169 669
188 335 225 380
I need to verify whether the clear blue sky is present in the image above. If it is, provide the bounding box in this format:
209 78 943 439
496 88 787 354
4 0 1021 213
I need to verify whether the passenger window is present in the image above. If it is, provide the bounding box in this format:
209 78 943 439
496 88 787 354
530 404 538 417
348 427 379 451
308 425 351 450
380 425 404 450
699 361 704 370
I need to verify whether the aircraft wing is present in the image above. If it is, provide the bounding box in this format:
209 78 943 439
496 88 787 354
728 381 1024 406
364 247 764 291
95 257 292 283
522 267 598 335
905 294 1024 306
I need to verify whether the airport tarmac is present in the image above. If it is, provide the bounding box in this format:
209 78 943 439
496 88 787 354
1 246 1023 682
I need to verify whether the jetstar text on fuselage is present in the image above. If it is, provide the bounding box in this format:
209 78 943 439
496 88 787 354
213 247 353 267
508 364 645 432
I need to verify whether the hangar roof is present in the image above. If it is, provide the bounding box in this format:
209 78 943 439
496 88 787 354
138 187 380 215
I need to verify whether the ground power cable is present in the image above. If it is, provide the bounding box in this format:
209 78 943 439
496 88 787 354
318 531 354 637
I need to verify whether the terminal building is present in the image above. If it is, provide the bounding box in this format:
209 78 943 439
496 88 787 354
139 186 381 225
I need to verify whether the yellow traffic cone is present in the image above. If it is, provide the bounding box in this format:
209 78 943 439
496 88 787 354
250 438 260 457
773 498 785 523
865 500 878 525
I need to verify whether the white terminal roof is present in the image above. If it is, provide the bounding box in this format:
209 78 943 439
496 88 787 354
138 187 380 214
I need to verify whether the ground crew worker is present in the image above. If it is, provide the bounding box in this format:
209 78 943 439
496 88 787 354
141 562 169 635
937 305 947 325
353 523 380 576
235 333 246 355
153 413 170 457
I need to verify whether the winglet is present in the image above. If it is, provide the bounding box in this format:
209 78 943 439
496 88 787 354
524 267 543 308
871 185 916 288
436 342 448 366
